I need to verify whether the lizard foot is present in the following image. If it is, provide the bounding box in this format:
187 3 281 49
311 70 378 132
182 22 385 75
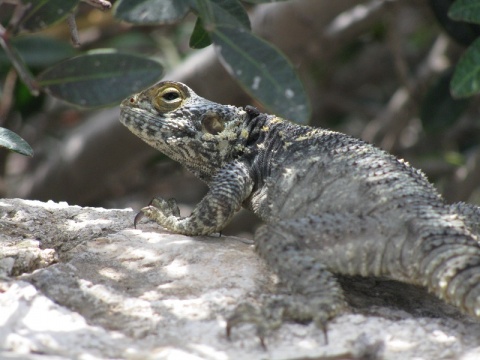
226 293 342 348
134 197 180 228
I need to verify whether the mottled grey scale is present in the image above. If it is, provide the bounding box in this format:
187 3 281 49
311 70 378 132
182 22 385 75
119 81 480 341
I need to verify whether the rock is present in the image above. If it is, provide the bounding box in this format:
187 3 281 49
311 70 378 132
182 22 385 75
1 198 479 359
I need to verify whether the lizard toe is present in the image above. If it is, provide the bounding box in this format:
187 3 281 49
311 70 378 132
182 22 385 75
226 293 342 347
226 302 268 349
147 197 180 217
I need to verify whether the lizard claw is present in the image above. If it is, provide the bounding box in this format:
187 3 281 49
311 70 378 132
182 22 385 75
314 316 329 345
134 210 145 228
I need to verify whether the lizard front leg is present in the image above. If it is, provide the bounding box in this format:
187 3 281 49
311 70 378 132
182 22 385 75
138 161 253 236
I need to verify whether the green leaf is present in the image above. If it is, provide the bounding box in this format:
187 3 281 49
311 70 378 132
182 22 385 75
0 127 33 157
421 68 469 133
431 0 480 46
211 26 310 123
102 31 158 53
449 0 480 24
451 37 480 97
17 0 79 32
189 18 212 49
37 50 164 107
193 0 250 30
114 0 190 25
0 36 75 70
191 1 308 121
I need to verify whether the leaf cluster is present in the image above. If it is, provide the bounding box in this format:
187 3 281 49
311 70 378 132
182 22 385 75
420 0 480 136
0 0 310 157
447 0 480 97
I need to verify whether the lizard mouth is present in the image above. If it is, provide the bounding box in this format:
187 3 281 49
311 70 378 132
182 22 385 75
119 102 198 143
119 104 143 127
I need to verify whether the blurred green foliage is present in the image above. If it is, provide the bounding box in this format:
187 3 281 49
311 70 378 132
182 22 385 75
421 0 480 140
2 0 480 167
0 0 308 157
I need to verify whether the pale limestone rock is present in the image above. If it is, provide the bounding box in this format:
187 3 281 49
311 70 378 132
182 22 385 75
0 198 479 359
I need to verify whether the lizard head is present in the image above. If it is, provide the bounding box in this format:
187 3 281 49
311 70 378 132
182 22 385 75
120 81 248 180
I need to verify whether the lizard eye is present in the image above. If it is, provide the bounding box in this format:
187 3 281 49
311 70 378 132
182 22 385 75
151 84 185 112
162 91 180 101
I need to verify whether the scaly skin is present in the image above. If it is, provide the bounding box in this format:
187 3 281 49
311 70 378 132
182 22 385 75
120 81 480 343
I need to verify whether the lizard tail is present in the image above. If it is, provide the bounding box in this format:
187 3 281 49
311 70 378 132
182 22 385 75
413 219 480 317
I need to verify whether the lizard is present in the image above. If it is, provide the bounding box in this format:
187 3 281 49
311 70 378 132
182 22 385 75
119 80 480 344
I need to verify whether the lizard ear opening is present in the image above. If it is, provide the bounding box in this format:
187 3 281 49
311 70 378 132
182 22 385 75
202 113 225 135
152 84 185 113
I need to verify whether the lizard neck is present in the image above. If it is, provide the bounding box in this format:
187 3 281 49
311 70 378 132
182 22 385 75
236 110 290 193
187 109 283 184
